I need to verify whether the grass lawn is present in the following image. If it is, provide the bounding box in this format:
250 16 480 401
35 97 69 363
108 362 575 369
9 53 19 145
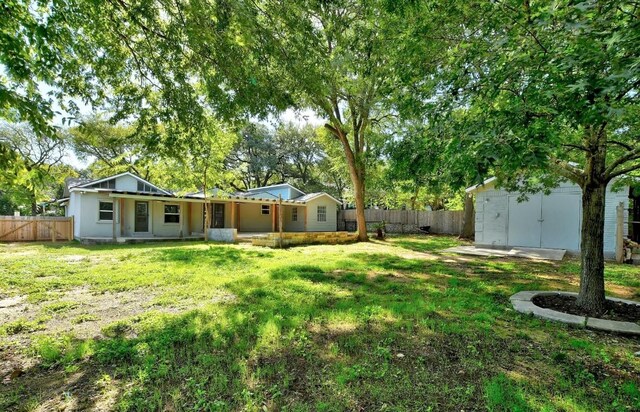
0 235 638 411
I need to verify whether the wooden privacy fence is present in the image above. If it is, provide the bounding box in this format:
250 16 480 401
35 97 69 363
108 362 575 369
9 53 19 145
338 209 465 235
0 216 74 242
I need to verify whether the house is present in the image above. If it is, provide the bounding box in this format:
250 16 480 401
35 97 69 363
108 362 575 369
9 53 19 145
57 172 342 242
466 178 638 257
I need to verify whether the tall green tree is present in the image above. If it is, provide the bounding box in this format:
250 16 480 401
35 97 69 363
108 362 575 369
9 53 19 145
0 122 71 214
404 1 640 314
70 116 162 180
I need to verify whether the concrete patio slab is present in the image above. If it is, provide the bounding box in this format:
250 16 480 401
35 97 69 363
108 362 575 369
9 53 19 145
443 246 566 261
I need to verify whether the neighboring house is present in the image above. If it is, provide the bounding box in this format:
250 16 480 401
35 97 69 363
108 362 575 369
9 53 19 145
466 178 638 257
57 172 341 242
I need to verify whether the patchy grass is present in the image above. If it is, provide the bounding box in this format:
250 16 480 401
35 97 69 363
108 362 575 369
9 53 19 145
0 235 638 411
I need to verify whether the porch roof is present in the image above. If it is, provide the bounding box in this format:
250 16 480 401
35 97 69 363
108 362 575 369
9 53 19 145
108 192 309 206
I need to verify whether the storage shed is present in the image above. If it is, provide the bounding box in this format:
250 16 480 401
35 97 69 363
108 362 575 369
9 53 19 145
466 178 632 257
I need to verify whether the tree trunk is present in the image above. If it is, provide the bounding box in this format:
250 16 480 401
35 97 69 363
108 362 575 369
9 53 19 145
328 124 368 241
30 191 38 216
460 193 475 239
352 171 368 241
576 182 607 315
576 128 608 315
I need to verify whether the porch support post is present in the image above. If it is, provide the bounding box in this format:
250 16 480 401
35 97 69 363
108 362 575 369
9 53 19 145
231 201 236 228
112 205 116 241
271 204 276 232
119 198 125 237
278 196 283 248
180 201 184 238
186 202 191 237
304 206 308 231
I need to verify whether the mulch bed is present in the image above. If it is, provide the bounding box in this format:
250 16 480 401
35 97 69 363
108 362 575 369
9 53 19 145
532 294 640 323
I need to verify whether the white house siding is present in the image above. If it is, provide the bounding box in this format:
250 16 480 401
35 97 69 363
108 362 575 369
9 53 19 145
68 192 82 238
238 203 272 232
284 205 305 232
150 201 184 237
73 192 119 238
305 197 338 232
191 203 204 234
474 180 629 255
115 174 140 192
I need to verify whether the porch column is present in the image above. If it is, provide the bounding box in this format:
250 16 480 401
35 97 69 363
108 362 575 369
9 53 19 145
119 199 125 237
304 206 308 231
180 201 185 238
230 201 236 228
186 202 191 236
271 204 276 232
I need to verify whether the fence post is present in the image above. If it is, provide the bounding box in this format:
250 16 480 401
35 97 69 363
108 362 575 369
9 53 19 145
615 202 624 263
69 216 74 241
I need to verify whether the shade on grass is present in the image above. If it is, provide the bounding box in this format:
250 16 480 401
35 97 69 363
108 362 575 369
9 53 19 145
0 236 638 411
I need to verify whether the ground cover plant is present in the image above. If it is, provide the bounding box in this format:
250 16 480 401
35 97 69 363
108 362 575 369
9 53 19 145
0 235 638 411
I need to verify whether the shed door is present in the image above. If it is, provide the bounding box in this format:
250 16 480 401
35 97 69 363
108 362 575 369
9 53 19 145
540 194 581 250
507 195 542 248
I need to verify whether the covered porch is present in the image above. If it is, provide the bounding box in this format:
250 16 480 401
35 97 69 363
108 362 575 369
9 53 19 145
105 192 309 243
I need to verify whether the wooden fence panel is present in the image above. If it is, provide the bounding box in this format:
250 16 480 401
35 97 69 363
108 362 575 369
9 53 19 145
0 216 73 242
339 209 464 235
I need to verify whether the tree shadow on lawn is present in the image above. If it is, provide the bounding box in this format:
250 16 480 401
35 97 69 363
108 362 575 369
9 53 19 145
386 235 469 254
3 257 639 411
156 245 273 265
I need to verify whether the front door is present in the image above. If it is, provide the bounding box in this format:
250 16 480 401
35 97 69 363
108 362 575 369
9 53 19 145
213 203 225 228
135 201 149 232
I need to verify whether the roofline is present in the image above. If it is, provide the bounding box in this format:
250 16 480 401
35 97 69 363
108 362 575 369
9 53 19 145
465 177 498 194
246 183 306 195
74 172 172 195
108 192 309 206
300 192 343 204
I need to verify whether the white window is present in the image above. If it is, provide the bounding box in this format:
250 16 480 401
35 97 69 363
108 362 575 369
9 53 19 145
99 201 113 221
164 204 180 223
137 181 159 193
292 207 298 222
261 204 271 215
91 179 115 189
317 205 326 222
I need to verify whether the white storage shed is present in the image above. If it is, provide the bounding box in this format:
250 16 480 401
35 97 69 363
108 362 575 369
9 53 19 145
466 178 631 257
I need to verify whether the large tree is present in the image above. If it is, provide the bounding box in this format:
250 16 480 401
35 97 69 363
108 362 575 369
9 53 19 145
403 1 640 314
0 122 71 214
67 1 443 240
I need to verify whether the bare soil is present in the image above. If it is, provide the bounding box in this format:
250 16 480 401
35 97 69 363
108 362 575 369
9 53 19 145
533 294 640 322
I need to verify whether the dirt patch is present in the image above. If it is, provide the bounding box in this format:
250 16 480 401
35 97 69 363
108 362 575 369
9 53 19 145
0 287 235 342
533 294 640 323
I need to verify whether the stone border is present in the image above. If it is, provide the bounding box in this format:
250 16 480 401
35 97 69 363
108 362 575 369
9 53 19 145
510 291 640 335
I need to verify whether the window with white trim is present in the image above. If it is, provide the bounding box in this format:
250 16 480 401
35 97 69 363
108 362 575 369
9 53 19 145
261 204 271 215
164 204 180 223
91 179 116 189
98 201 113 221
317 205 326 222
292 207 298 222
137 181 159 193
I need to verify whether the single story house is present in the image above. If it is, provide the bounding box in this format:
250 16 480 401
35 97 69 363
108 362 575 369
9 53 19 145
466 178 638 257
58 172 341 242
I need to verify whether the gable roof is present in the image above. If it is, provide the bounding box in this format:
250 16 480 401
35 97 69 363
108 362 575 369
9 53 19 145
295 192 342 204
71 172 172 195
465 177 498 194
246 183 306 197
